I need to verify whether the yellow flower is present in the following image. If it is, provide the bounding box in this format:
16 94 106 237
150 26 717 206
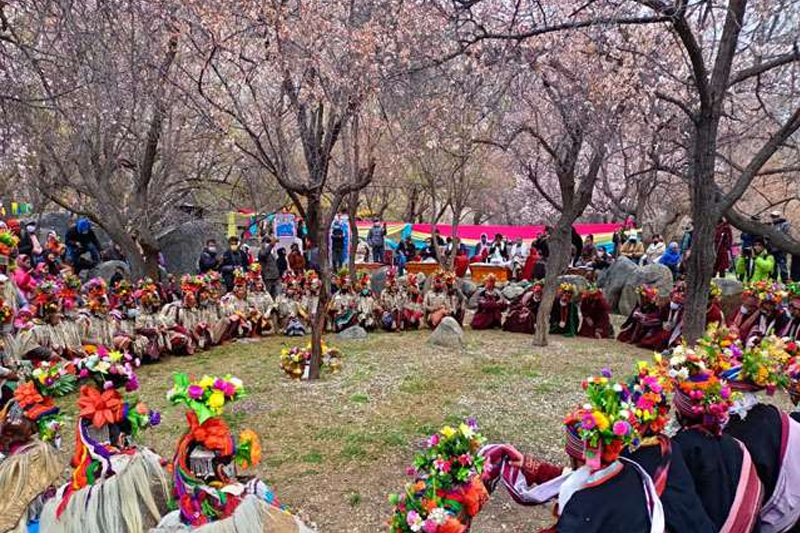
593 411 609 431
198 375 215 389
108 350 122 362
653 353 662 364
459 423 474 438
441 426 457 439
95 361 110 373
208 390 225 410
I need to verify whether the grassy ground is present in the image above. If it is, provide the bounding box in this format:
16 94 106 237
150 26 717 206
58 322 656 532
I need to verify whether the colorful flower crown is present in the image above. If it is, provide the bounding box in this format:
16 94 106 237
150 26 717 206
750 280 786 303
709 281 722 299
581 284 602 299
14 361 76 443
0 297 12 325
721 335 791 394
558 282 577 296
32 280 61 316
635 285 659 302
668 345 734 434
135 277 160 306
167 373 246 424
388 419 487 533
695 323 742 374
565 370 638 468
628 356 672 438
76 345 141 392
232 267 248 287
0 231 19 257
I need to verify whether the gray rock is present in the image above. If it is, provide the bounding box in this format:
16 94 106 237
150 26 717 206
557 275 589 300
459 279 477 298
618 263 674 316
158 219 226 275
597 257 638 313
370 268 389 294
427 317 464 348
337 325 368 341
467 289 482 310
85 260 130 283
502 283 526 301
715 277 744 319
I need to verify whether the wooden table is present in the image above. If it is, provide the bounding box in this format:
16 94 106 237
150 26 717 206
469 263 509 283
406 262 443 277
355 262 385 274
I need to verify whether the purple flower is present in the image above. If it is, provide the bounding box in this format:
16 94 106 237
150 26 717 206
466 417 478 430
600 368 612 378
44 377 55 386
612 421 630 436
125 374 140 392
79 368 89 379
188 385 204 399
149 410 161 426
103 380 114 390
406 467 417 476
427 434 439 448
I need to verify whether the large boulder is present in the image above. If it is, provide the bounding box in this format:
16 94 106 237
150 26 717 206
158 219 226 275
715 277 744 320
370 267 389 294
459 279 477 299
618 263 674 317
597 257 638 313
84 260 130 283
427 317 464 348
558 275 589 300
502 283 526 302
337 325 368 341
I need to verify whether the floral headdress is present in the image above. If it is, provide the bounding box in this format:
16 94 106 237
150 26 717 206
0 296 12 325
443 271 457 286
77 345 141 392
180 274 204 295
483 273 497 286
580 283 602 299
635 285 659 303
32 280 61 317
668 345 734 435
752 280 786 304
58 273 83 310
531 280 544 294
0 230 19 259
166 373 261 527
406 273 419 288
785 356 800 405
558 282 577 296
135 277 161 308
232 267 248 288
358 272 372 290
13 361 76 443
388 418 488 533
670 281 686 301
720 335 791 395
628 356 672 438
110 277 134 308
83 277 109 312
709 281 722 300
564 370 638 469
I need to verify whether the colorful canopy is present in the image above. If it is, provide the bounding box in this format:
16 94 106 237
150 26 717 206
356 222 626 252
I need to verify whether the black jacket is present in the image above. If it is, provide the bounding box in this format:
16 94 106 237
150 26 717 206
258 244 280 281
65 226 100 250
198 249 219 273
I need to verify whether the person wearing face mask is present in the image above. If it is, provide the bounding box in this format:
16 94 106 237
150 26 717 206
198 239 221 274
220 236 251 292
17 221 43 263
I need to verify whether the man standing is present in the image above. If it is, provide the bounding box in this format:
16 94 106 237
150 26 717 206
219 236 250 292
65 217 101 273
736 237 774 283
258 237 281 298
367 219 387 264
713 218 733 278
331 222 346 271
198 239 220 274
770 210 790 281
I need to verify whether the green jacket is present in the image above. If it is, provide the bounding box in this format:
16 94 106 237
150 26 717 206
736 252 774 283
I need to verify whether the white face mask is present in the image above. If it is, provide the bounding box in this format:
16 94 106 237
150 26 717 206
740 305 750 315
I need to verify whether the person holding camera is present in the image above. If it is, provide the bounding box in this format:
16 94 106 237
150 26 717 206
736 237 775 283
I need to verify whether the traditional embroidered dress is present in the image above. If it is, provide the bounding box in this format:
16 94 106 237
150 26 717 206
0 375 70 532
248 289 277 336
77 309 121 348
746 307 791 348
725 399 800 533
503 284 541 334
671 367 763 533
470 276 506 330
39 355 167 533
356 288 378 331
275 289 308 337
423 285 452 329
377 281 405 332
329 286 358 333
618 294 666 347
401 276 424 330
445 273 466 325
728 291 761 342
219 291 255 341
578 288 613 339
549 285 579 337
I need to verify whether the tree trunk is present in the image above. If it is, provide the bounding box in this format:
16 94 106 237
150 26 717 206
447 204 462 270
347 193 358 274
532 220 573 346
308 218 330 380
683 213 716 343
305 194 321 248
